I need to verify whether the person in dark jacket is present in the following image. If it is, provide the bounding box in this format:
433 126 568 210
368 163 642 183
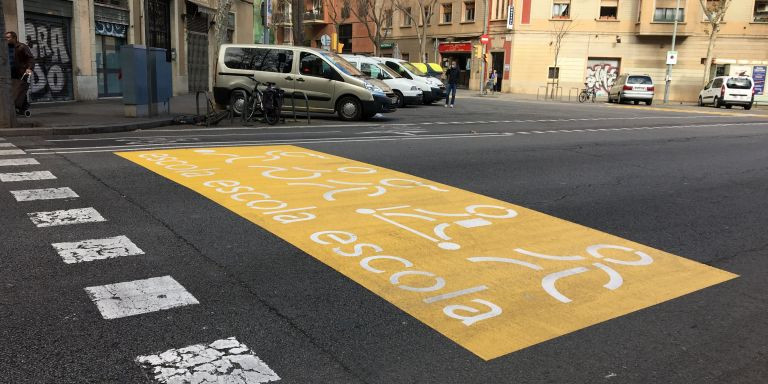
5 31 34 113
444 61 459 108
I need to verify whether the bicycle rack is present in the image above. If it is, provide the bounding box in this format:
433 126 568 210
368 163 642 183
287 91 311 125
195 91 231 127
568 87 580 102
536 86 547 100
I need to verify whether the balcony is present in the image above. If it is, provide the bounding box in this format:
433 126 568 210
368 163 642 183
303 8 327 24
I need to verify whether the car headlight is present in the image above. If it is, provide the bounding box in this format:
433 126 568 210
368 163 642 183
363 81 384 94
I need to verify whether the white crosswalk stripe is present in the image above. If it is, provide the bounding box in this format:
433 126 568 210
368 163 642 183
0 158 39 167
0 171 57 182
85 276 199 320
0 149 26 156
11 187 79 202
136 337 280 384
52 235 144 264
28 207 106 227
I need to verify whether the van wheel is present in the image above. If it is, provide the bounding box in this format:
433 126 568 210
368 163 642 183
393 90 405 108
745 103 753 110
229 90 248 116
697 96 703 106
337 96 362 121
714 97 722 108
646 100 652 106
633 100 639 105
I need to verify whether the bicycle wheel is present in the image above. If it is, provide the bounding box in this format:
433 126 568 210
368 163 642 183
578 92 588 103
264 108 279 125
244 92 262 122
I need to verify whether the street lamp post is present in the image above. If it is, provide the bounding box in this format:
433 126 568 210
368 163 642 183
479 0 488 94
663 0 681 104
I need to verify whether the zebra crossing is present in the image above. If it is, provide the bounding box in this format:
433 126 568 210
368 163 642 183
0 139 280 383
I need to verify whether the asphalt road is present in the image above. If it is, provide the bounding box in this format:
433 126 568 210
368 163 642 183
2 96 767 383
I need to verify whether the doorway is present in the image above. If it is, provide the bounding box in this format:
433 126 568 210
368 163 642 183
491 52 504 92
95 34 126 97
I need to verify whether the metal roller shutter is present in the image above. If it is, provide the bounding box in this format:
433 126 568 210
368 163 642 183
24 13 74 102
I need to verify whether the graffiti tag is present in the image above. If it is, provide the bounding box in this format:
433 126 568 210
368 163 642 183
25 19 73 101
585 63 618 97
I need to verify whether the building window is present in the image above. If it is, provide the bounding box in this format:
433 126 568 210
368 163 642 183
385 9 393 28
464 2 476 21
442 3 453 23
339 23 352 53
599 0 618 19
653 7 684 22
422 6 432 25
402 7 413 26
552 0 571 19
492 0 508 20
755 0 768 22
341 3 350 19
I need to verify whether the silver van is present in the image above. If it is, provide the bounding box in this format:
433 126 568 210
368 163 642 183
214 44 396 121
608 74 655 105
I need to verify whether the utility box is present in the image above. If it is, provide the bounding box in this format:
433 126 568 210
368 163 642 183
120 45 172 117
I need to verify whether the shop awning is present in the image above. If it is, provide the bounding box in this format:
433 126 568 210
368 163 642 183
438 42 472 53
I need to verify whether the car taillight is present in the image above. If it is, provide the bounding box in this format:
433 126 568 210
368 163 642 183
721 85 725 97
623 85 632 91
647 86 655 92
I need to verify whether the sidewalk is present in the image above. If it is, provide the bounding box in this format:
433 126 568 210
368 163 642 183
0 94 201 136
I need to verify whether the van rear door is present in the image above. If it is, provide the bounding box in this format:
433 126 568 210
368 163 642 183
725 77 753 101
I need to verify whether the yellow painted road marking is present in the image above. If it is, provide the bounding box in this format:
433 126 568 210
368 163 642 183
118 146 737 360
607 104 766 117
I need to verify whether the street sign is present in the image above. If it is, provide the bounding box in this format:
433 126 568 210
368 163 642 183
506 5 515 30
320 34 331 50
753 65 766 95
480 34 490 44
666 50 678 65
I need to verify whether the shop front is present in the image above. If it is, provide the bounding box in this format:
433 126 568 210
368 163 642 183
438 42 472 88
94 1 130 98
23 0 75 102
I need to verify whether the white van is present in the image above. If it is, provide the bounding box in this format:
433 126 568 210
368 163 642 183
342 54 423 107
214 44 396 121
698 76 754 110
372 57 446 104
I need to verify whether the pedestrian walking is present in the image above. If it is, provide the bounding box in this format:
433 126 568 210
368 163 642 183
444 61 459 108
5 31 34 115
485 70 498 95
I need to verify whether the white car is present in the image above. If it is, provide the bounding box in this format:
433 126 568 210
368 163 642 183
342 55 423 107
371 57 446 105
698 76 754 110
608 74 655 105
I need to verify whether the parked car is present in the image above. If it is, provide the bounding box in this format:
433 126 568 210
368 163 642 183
411 62 444 80
214 44 396 121
342 54 424 107
608 74 655 105
372 57 446 104
698 76 754 110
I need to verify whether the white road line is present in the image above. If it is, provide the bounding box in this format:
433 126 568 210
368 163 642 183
0 149 26 156
136 337 280 383
0 143 17 147
28 207 106 227
11 187 79 202
52 235 144 264
85 276 199 320
0 171 56 182
0 158 39 167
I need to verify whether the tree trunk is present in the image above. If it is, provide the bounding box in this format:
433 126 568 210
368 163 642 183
0 3 17 128
213 0 234 58
292 0 305 45
703 27 717 85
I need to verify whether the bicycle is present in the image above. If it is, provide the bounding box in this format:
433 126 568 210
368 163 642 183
232 76 284 125
578 87 597 103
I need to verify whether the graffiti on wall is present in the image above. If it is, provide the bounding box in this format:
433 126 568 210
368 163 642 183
585 59 620 97
25 18 74 102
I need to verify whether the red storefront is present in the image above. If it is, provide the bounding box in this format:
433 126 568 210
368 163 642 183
438 42 472 88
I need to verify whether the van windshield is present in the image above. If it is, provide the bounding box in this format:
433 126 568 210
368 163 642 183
401 62 427 76
379 63 402 78
319 51 364 77
726 77 752 89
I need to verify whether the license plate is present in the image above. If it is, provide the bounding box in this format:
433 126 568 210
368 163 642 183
634 86 646 91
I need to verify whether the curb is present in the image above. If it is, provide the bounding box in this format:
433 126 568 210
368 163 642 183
0 118 175 137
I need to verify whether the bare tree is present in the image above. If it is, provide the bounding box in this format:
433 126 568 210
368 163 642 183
212 0 234 56
292 0 306 45
699 0 733 84
0 2 17 127
548 20 574 99
349 0 394 56
325 0 350 50
393 0 439 62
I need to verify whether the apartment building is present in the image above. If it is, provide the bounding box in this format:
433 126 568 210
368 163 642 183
388 0 768 101
271 0 376 54
1 0 255 102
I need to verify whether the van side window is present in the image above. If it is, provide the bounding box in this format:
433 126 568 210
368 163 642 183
361 62 382 79
385 62 411 79
712 78 723 88
223 47 293 73
704 80 713 90
299 52 331 77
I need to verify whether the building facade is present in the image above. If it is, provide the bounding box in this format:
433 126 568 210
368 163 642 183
2 0 256 102
388 0 768 101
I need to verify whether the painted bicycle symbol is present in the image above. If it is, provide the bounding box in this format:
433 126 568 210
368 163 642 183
357 204 518 250
468 245 654 303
